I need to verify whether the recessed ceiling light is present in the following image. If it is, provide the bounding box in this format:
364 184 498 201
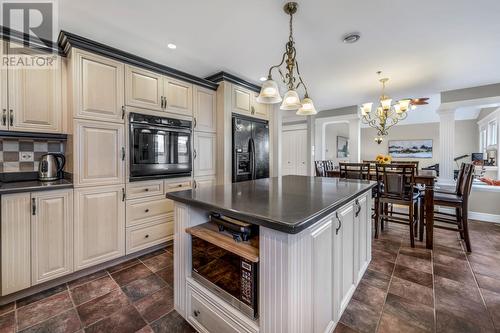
259 76 267 82
167 43 177 49
343 33 361 44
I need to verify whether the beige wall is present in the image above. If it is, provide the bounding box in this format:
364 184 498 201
324 122 350 162
360 120 478 168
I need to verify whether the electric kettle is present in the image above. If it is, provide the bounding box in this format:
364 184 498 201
38 153 66 181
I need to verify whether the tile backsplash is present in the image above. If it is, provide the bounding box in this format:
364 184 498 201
0 138 65 173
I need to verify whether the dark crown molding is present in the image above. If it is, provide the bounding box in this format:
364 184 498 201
58 31 219 91
0 130 67 140
205 71 261 93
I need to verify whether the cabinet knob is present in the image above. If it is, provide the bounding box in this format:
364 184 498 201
145 209 150 213
178 184 182 187
145 234 150 239
193 310 200 317
144 188 149 192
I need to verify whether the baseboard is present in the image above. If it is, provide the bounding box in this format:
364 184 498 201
437 207 500 224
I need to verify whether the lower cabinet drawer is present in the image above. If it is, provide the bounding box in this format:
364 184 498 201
126 220 173 255
165 179 192 193
187 281 258 333
126 180 164 199
126 197 173 227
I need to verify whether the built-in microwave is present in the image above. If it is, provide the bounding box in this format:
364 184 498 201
129 113 192 181
189 215 259 320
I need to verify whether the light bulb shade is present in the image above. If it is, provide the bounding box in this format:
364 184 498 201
393 104 402 114
257 79 282 104
398 99 411 112
280 90 302 110
411 104 417 110
380 98 392 111
361 102 373 116
377 107 384 117
296 97 317 115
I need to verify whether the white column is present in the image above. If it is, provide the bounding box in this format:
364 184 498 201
348 117 361 163
438 108 456 184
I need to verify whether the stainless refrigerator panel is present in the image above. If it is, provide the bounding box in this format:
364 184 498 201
251 121 269 180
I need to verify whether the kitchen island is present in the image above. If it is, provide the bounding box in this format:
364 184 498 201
166 175 375 333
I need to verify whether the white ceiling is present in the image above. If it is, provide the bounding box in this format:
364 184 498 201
59 0 500 112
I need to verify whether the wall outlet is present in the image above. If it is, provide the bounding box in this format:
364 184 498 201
20 152 34 162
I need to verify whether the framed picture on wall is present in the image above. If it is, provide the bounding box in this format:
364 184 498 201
388 139 433 158
337 136 349 158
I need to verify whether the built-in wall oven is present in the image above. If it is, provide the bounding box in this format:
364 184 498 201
129 113 192 181
189 214 259 319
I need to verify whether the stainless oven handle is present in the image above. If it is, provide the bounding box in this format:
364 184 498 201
130 124 192 133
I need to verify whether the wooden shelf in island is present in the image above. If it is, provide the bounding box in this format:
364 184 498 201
186 222 259 263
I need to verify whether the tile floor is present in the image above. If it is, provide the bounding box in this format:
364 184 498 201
1 220 499 333
0 246 195 333
336 220 500 333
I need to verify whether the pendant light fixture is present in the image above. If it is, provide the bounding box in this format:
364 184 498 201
257 2 317 115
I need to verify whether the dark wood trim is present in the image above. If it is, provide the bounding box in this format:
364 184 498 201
0 26 63 55
58 31 219 91
0 130 67 140
205 71 261 93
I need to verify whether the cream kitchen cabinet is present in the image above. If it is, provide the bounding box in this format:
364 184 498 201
125 65 193 116
252 92 269 120
1 189 74 296
0 42 63 133
125 65 163 111
31 190 74 284
193 132 217 177
72 50 125 123
231 84 269 120
193 86 216 133
74 185 125 270
1 193 31 296
193 175 217 189
74 119 125 187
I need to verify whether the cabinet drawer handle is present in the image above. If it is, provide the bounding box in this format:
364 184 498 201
32 198 36 215
121 147 125 161
122 188 126 201
335 212 342 235
9 109 13 126
193 117 197 129
121 105 125 119
355 199 361 218
193 149 197 159
145 209 149 213
193 310 200 317
251 106 255 115
2 109 6 126
145 234 150 239
193 180 197 189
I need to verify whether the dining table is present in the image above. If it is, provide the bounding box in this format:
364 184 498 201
326 169 437 249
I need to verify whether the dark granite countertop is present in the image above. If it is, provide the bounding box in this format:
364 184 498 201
0 179 73 195
166 175 376 234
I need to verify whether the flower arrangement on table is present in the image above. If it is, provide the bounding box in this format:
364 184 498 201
375 154 392 164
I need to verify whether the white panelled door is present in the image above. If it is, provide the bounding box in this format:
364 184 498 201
281 129 307 176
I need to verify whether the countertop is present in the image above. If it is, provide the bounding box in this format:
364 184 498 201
0 179 73 195
166 175 376 234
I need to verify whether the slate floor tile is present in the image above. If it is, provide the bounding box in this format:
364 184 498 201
18 309 81 333
76 288 130 327
150 311 195 333
122 274 166 302
70 275 118 306
17 291 74 330
111 263 153 287
84 305 146 333
134 287 174 323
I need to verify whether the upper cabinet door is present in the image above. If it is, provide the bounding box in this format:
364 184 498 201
74 50 124 123
193 86 216 133
232 85 252 116
1 193 31 296
125 65 163 111
164 77 193 116
7 47 62 133
74 119 125 187
252 92 270 120
0 42 7 131
31 189 73 284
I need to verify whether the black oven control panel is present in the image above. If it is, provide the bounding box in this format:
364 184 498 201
241 260 253 304
129 112 192 129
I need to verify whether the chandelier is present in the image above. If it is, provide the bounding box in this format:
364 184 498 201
257 2 317 116
360 72 420 144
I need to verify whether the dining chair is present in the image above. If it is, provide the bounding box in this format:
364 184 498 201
314 161 326 177
432 163 475 252
339 162 370 180
375 163 420 247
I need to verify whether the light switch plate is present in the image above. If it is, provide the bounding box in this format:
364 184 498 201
19 152 34 162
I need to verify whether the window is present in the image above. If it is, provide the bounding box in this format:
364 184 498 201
480 128 487 156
